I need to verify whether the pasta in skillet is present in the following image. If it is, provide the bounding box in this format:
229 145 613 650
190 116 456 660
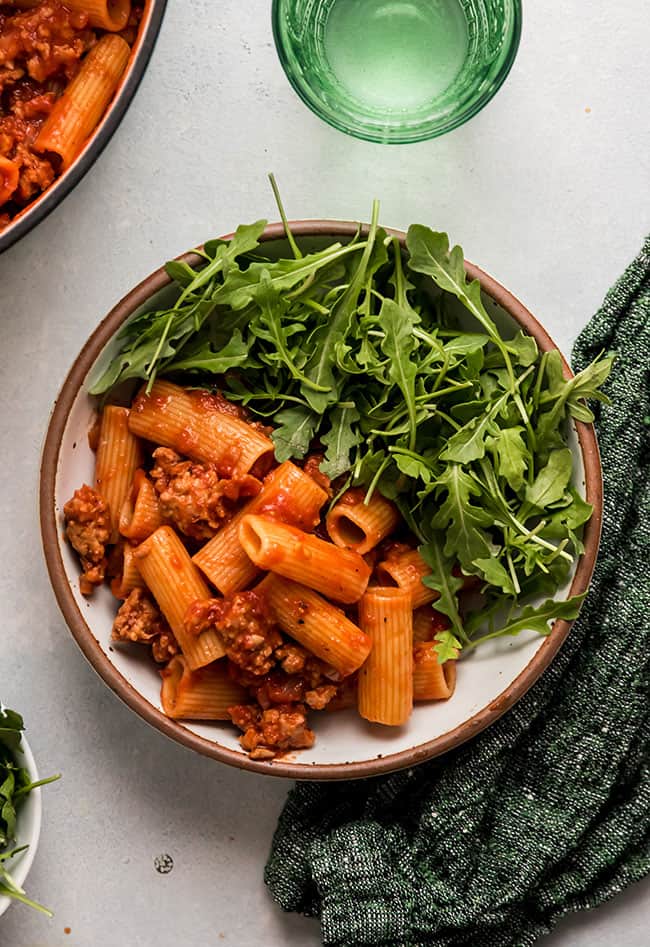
0 1 142 230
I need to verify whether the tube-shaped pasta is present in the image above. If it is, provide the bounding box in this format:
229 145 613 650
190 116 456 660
119 470 163 542
160 655 246 720
413 643 457 701
94 406 142 543
134 526 224 670
111 543 146 599
358 587 413 726
193 462 328 595
65 0 131 31
412 605 451 643
0 156 19 204
375 548 438 608
127 381 274 478
326 488 401 554
35 35 131 169
259 574 371 677
239 514 371 604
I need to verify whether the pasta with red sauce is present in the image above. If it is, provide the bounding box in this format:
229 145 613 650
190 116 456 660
63 384 461 760
0 0 142 230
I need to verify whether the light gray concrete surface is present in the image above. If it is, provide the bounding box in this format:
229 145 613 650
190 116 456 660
1 2 649 944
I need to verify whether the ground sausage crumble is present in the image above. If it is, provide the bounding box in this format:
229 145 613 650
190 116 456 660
112 589 178 663
185 590 341 758
228 703 315 760
63 484 110 594
150 447 261 541
185 590 282 675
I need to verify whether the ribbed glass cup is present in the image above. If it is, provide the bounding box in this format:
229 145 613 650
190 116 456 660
272 0 522 144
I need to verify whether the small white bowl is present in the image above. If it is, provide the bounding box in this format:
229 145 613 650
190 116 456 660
0 734 43 918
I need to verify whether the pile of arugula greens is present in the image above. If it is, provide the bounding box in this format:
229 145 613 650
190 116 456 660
91 191 612 662
1 707 59 915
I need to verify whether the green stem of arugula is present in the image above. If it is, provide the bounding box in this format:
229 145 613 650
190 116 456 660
392 237 408 306
13 774 61 801
370 383 472 433
435 409 462 431
477 460 573 562
286 270 316 299
146 311 175 390
0 883 53 918
532 351 548 412
268 173 302 260
301 297 329 315
388 445 433 466
364 454 392 503
505 547 521 595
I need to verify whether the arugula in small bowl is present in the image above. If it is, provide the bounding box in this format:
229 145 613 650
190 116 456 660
0 707 59 917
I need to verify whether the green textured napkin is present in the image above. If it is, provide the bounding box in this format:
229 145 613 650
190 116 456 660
265 238 650 947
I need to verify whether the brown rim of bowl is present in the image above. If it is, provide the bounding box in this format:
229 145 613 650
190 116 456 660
39 220 603 781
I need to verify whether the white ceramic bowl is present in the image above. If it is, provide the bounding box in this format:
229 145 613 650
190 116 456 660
0 734 43 918
40 221 602 780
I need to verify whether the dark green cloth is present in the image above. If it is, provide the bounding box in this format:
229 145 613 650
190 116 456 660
265 238 650 947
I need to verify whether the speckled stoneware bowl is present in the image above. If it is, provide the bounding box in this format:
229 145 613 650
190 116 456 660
0 0 167 254
0 735 43 919
39 221 602 780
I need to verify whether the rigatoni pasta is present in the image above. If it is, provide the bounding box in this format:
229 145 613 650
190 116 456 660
375 548 438 609
239 514 371 604
64 0 131 31
110 543 146 599
193 461 327 595
94 406 142 543
413 643 457 701
128 380 274 478
35 34 131 169
358 587 413 726
259 574 371 677
119 470 163 542
326 488 401 554
161 655 246 720
133 526 224 670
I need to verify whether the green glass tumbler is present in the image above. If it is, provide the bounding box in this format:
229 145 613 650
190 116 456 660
272 0 522 143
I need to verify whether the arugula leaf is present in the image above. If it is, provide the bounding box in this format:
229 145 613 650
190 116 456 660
507 331 539 366
419 540 467 645
302 202 381 411
467 594 586 650
320 406 362 478
164 259 199 288
213 241 362 312
406 226 505 351
440 391 510 464
378 298 419 451
474 556 517 595
524 448 573 509
487 426 528 492
271 406 318 462
434 630 463 664
430 464 492 570
166 328 249 373
0 709 23 754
